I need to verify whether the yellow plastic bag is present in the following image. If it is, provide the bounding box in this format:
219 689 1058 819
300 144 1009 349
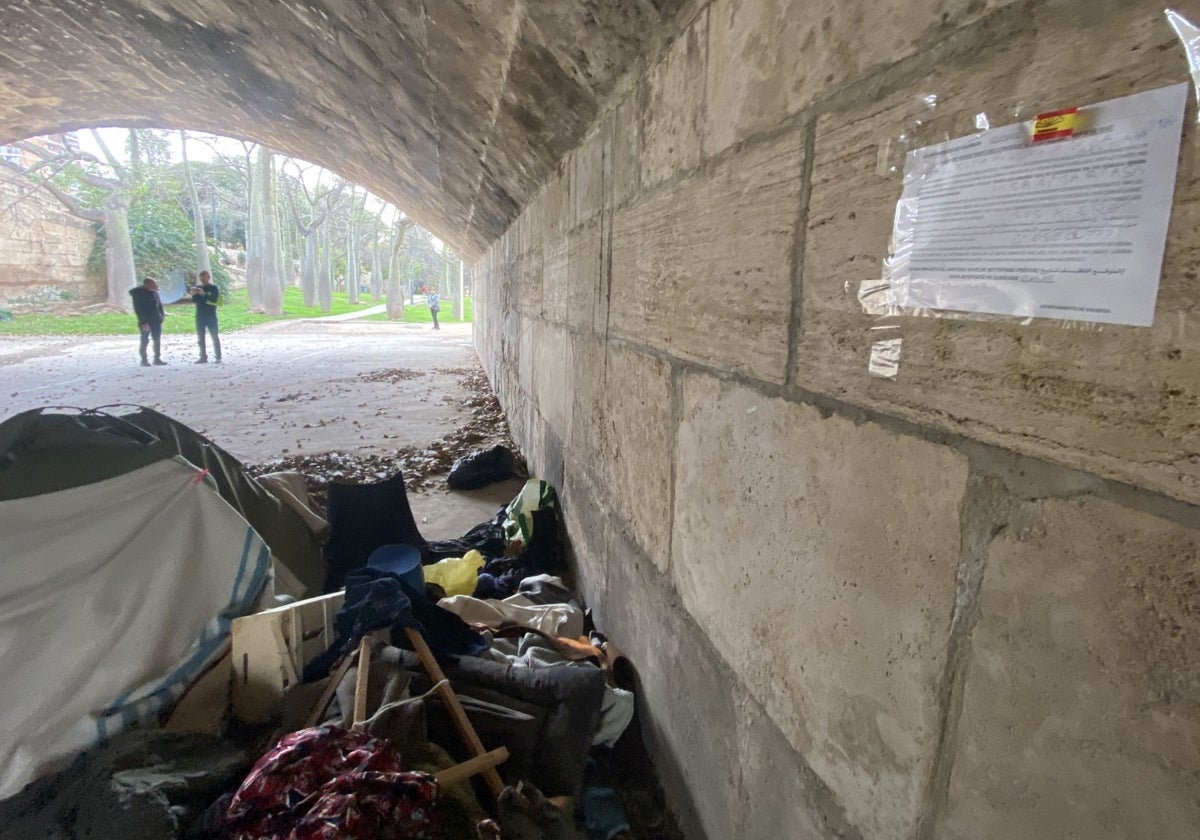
422 550 485 597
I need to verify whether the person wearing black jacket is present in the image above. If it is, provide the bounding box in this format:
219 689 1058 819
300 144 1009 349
190 270 222 363
129 277 166 367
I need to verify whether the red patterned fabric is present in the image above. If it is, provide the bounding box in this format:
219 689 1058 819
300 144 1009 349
223 725 439 840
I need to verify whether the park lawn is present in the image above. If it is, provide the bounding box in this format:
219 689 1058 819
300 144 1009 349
0 287 384 336
363 297 473 323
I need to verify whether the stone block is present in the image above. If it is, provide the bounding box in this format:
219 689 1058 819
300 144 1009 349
541 234 570 325
560 466 610 616
610 127 805 384
703 0 1016 156
517 315 535 395
601 341 674 573
531 321 574 441
611 94 641 210
541 169 571 242
516 247 543 319
640 11 706 190
566 218 602 330
571 116 610 229
796 0 1200 505
940 496 1200 838
671 372 967 840
600 518 845 840
565 337 673 572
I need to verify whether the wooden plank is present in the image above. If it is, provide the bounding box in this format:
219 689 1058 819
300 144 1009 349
302 649 358 729
434 747 509 787
404 627 506 798
351 636 372 727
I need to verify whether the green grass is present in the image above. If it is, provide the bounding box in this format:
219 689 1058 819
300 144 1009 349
0 287 388 336
363 297 473 323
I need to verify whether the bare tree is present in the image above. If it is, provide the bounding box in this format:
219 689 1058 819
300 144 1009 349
256 145 282 316
0 131 137 311
345 185 361 305
386 215 414 320
179 130 211 277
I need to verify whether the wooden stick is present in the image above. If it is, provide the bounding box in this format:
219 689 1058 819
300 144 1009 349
302 649 359 729
351 636 372 727
404 627 505 797
433 747 510 787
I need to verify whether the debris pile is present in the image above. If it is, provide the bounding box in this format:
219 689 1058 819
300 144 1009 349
248 367 525 509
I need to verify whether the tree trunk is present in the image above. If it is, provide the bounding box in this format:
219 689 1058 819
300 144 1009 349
179 131 211 277
369 240 381 298
386 226 404 320
245 150 264 311
277 196 289 293
104 194 136 311
258 146 282 316
345 227 359 304
453 258 464 320
345 188 359 305
317 222 333 314
301 229 317 306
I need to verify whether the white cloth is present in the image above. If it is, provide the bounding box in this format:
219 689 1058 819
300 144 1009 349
594 687 635 748
438 594 584 639
0 458 269 799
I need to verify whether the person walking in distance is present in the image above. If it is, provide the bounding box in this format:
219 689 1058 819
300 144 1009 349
428 288 440 330
129 277 167 367
190 270 222 363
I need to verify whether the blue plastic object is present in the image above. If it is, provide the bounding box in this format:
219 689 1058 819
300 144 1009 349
365 543 424 592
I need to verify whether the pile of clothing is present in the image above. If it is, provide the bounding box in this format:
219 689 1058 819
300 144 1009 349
0 474 677 840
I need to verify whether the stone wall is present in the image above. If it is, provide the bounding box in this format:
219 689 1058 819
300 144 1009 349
0 181 99 306
476 0 1200 837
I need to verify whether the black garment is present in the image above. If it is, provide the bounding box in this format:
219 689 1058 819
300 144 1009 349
129 286 165 325
430 307 440 330
190 282 219 315
139 320 163 363
191 283 221 360
130 287 165 363
323 472 428 592
303 568 487 681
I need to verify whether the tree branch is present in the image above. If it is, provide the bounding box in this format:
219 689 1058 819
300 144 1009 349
0 157 104 222
88 129 124 173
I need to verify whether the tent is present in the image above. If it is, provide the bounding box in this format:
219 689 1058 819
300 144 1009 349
0 405 325 593
0 406 324 799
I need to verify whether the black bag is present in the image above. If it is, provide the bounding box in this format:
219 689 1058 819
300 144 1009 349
447 444 516 490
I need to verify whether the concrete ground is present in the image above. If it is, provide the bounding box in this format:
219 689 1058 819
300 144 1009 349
0 317 520 539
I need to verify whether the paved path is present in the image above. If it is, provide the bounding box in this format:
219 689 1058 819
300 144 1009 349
0 319 511 538
307 303 388 321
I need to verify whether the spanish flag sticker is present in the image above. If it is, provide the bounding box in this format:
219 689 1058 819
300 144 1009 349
1031 107 1078 143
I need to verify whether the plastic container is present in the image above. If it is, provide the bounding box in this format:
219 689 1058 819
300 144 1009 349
365 543 424 592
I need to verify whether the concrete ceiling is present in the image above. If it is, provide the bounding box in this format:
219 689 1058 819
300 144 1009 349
0 0 688 257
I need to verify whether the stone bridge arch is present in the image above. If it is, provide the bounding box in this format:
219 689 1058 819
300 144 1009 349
1 0 688 256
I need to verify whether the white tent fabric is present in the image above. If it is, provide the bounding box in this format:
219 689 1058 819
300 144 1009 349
0 457 269 799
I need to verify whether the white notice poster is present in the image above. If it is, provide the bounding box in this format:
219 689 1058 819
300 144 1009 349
878 83 1188 326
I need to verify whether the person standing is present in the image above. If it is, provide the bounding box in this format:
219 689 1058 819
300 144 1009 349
129 277 167 367
191 270 222 363
427 288 440 331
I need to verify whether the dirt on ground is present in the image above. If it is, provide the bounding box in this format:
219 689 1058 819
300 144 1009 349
245 366 524 512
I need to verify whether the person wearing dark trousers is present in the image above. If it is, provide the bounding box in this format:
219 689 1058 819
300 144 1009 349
190 270 222 363
129 277 167 367
428 289 440 330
